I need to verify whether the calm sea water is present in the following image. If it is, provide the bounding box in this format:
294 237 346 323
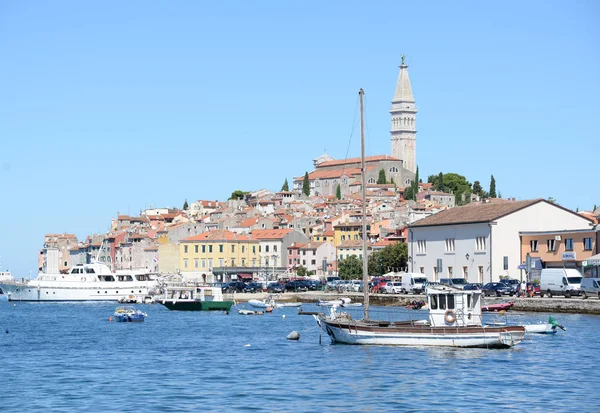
1 298 599 413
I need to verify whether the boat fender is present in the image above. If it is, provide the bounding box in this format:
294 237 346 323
287 331 300 340
444 309 456 324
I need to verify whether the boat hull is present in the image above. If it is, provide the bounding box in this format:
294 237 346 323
114 314 145 322
159 300 234 311
319 318 526 348
0 281 157 302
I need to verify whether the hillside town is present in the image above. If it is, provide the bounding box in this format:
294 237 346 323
38 60 600 285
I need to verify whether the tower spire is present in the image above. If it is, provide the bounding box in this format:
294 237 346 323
390 55 417 174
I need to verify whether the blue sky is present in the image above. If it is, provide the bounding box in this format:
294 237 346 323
0 1 598 275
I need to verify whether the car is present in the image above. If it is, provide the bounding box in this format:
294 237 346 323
526 282 541 296
221 281 247 293
382 281 403 294
482 282 513 297
306 280 324 291
243 282 263 293
464 283 482 290
266 282 285 293
499 278 520 294
371 278 391 293
284 280 309 292
439 278 468 289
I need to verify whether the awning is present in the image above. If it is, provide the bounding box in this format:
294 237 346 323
238 273 253 279
584 254 600 266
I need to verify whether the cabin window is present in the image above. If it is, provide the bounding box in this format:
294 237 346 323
447 294 455 309
430 295 438 310
467 295 472 309
86 268 95 274
438 295 447 310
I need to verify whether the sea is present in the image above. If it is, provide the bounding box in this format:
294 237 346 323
1 299 599 413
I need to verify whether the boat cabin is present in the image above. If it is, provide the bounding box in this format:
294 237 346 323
426 285 483 327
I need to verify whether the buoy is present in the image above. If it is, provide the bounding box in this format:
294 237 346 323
13 304 16 307
287 331 300 340
266 307 273 313
244 344 251 347
109 316 113 322
282 314 286 319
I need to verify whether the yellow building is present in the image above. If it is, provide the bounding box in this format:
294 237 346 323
179 230 259 275
333 222 370 248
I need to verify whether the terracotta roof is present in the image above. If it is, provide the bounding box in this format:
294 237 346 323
317 155 400 168
250 229 294 240
410 199 544 227
337 240 363 248
182 230 251 242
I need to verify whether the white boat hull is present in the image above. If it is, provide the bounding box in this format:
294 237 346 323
524 323 557 334
319 318 526 348
0 280 157 302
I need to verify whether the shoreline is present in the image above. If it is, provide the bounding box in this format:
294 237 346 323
229 291 600 315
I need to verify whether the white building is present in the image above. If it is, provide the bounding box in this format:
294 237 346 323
408 199 594 284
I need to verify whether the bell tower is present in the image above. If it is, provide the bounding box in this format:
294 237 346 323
390 54 417 173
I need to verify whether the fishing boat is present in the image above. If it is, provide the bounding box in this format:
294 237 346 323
312 89 526 348
157 285 233 312
113 306 147 322
0 261 158 302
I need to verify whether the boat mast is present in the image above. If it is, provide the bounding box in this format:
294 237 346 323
359 88 369 320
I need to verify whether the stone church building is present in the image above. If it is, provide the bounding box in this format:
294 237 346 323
294 56 418 197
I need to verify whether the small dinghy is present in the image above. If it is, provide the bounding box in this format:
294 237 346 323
113 306 147 322
239 309 264 315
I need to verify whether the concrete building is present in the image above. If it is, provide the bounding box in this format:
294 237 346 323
408 199 594 284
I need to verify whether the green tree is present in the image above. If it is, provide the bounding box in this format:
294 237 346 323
411 166 420 199
296 265 308 277
437 172 444 191
229 190 248 200
281 178 289 191
336 184 341 200
338 255 364 279
368 243 408 275
302 172 310 196
403 186 414 201
489 175 497 198
594 204 597 211
183 199 189 210
390 177 395 187
377 169 387 184
472 181 483 196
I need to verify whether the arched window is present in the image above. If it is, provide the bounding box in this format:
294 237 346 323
389 166 398 173
368 178 376 184
315 181 320 187
405 179 412 186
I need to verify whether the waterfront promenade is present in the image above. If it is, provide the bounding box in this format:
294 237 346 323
230 290 600 315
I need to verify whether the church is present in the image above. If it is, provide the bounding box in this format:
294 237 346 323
294 56 417 197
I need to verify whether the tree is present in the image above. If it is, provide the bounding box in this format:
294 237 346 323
390 177 395 187
472 181 483 196
403 186 414 201
377 169 387 184
411 166 420 199
281 178 289 191
302 172 310 196
489 175 497 198
295 265 308 277
594 204 597 211
229 190 248 200
437 172 444 191
338 255 363 279
183 199 189 210
336 184 341 200
368 243 408 275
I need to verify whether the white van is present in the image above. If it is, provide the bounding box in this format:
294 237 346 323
540 268 583 298
439 278 468 290
580 278 600 299
401 273 429 294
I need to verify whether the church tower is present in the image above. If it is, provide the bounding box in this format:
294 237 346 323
390 55 417 174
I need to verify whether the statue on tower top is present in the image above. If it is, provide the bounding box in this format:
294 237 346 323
401 53 406 66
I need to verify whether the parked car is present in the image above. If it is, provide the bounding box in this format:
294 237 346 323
499 278 520 294
382 281 403 294
284 280 309 292
581 278 600 299
482 282 513 297
266 282 285 294
243 282 263 293
464 283 482 290
439 278 468 289
371 278 391 293
526 282 541 296
221 281 247 293
306 280 324 291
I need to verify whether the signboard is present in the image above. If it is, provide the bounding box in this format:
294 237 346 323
562 252 576 261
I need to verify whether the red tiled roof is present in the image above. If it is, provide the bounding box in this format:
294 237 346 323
250 229 294 240
317 155 400 168
182 230 251 242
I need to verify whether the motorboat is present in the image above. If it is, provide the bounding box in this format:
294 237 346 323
316 297 353 307
157 285 233 312
239 309 264 315
113 306 147 322
248 297 303 309
481 302 515 312
0 262 158 302
487 315 566 335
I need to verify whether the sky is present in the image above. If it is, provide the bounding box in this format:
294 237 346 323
0 1 598 276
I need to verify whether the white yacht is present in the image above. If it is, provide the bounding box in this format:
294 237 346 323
0 262 158 302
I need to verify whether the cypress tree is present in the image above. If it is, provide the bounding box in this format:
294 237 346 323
183 199 189 210
281 178 289 191
489 175 497 198
377 169 387 184
437 172 444 191
403 186 414 201
336 184 341 200
412 166 419 198
302 172 310 196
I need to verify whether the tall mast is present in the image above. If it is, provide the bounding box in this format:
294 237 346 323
359 88 369 320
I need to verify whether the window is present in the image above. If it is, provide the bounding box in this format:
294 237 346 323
184 245 188 254
503 256 508 270
420 267 424 274
219 245 223 253
445 238 455 252
231 245 235 253
463 266 468 278
547 239 556 252
341 235 346 241
311 260 316 265
448 266 453 277
266 245 270 253
530 240 538 252
253 246 256 253
274 245 277 252
478 266 483 283
209 245 213 253
202 245 206 253
417 240 427 253
194 258 199 268
242 246 245 253
202 259 206 268
219 259 224 267
389 166 398 173
208 259 213 269
584 238 593 250
302 260 306 265
289 259 292 265
231 259 235 266
194 245 198 253
565 238 573 251
476 237 486 251
368 178 376 184
183 258 188 268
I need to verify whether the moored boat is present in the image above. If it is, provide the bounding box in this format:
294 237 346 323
113 306 147 322
157 285 233 312
481 302 515 312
